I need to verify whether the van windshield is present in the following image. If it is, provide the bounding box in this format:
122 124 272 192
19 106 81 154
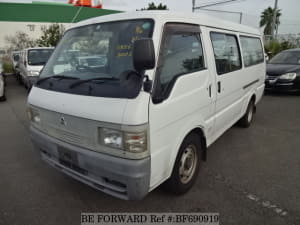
28 49 54 66
268 51 300 65
37 19 154 98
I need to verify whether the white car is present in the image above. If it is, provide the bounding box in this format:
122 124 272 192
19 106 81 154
19 47 54 89
28 11 265 200
0 61 6 101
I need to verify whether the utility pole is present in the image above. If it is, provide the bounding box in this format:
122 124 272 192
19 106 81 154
193 0 241 10
196 8 243 24
192 0 243 23
271 0 279 39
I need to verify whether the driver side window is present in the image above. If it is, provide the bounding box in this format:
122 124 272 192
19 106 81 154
154 23 205 103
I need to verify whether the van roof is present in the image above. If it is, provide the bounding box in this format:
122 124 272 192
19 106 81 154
71 11 261 36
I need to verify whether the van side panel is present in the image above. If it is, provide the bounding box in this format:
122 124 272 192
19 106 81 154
149 69 214 188
207 29 265 143
207 29 245 141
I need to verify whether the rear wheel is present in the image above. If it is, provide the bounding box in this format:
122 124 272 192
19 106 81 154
238 100 255 128
163 133 201 194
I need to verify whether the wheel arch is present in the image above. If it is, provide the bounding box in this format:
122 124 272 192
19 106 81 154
166 125 207 181
250 94 256 113
186 127 207 161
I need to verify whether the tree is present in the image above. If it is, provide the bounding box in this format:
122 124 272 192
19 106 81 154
264 40 295 59
259 7 281 35
141 2 168 10
5 31 36 51
36 24 65 47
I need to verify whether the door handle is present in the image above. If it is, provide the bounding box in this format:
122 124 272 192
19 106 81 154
217 81 221 93
208 84 212 97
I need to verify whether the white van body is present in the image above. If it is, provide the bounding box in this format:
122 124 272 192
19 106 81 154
11 51 20 70
28 11 265 200
19 47 54 88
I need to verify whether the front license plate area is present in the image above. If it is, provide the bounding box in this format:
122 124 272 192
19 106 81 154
57 147 88 175
58 146 78 165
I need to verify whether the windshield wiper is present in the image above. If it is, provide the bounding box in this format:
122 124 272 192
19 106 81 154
36 75 79 85
69 77 119 89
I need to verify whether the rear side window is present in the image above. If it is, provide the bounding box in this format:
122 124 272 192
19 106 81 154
210 32 242 75
240 36 264 67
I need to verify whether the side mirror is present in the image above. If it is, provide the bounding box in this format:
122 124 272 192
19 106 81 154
133 38 155 72
264 53 269 62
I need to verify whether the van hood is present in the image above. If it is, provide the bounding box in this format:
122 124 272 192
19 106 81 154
28 86 149 125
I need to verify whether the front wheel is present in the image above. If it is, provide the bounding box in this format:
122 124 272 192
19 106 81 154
163 133 201 195
238 100 255 128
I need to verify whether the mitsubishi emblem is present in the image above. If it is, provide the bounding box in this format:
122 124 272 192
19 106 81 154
60 116 67 126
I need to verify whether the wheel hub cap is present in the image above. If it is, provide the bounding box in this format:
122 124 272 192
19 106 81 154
179 144 198 184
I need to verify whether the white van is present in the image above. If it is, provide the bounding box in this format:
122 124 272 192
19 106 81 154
11 51 20 70
19 47 54 89
28 11 265 200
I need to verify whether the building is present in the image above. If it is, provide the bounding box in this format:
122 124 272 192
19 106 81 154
0 1 120 50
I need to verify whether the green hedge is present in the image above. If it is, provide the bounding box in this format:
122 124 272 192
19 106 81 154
2 61 14 74
265 40 296 59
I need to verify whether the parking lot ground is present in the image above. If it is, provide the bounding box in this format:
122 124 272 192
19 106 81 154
0 75 299 225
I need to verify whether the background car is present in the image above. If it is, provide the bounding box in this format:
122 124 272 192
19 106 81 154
265 48 300 93
0 61 6 101
18 47 54 89
11 51 21 71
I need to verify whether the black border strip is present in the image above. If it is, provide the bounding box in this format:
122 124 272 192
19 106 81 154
243 79 259 89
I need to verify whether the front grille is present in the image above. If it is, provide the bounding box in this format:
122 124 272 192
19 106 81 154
46 126 87 146
266 75 278 80
33 106 101 152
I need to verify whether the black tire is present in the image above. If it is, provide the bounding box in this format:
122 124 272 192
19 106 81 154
3 74 7 87
238 100 255 128
27 85 32 93
24 80 29 90
0 94 6 102
17 74 23 85
163 133 201 195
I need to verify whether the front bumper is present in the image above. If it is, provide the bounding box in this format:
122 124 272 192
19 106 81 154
265 77 300 92
30 126 150 200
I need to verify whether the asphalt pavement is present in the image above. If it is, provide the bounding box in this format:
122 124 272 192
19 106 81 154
0 75 299 225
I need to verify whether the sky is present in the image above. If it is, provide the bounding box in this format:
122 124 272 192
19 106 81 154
0 0 299 34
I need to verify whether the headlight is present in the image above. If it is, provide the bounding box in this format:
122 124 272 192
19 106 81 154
27 107 40 123
100 128 123 149
279 73 296 80
28 71 40 77
99 128 147 153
